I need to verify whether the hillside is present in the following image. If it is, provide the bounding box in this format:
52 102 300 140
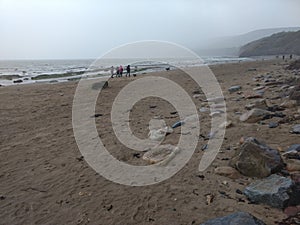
239 30 300 57
195 27 300 57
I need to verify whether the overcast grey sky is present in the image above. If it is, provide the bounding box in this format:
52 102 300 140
1 0 300 59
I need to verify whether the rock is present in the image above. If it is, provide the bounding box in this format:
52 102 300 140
289 87 300 103
199 107 209 113
282 144 300 160
219 120 233 129
253 86 266 91
245 92 264 99
211 103 226 109
245 99 268 110
13 79 23 83
172 121 183 129
286 159 300 172
209 110 224 117
244 174 293 209
291 124 300 134
142 144 180 164
230 137 284 177
228 85 242 93
201 144 208 151
284 206 300 217
280 100 297 109
214 166 240 179
278 213 300 225
200 212 266 225
206 97 225 103
240 108 271 123
269 122 279 128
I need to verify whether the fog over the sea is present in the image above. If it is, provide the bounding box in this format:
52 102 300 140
1 0 300 59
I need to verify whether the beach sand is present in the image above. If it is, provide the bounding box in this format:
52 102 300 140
1 59 299 225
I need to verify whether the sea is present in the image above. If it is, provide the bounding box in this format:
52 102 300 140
0 57 253 86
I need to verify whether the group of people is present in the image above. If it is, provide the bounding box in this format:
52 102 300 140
110 65 131 78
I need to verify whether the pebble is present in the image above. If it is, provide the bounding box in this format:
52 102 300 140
228 85 242 93
291 124 300 134
268 122 279 128
214 166 240 179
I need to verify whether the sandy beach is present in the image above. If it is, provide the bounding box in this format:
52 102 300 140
1 59 300 225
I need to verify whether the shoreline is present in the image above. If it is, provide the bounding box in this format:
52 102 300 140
0 57 290 87
0 56 257 86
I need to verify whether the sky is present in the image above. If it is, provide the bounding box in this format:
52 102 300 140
1 0 300 59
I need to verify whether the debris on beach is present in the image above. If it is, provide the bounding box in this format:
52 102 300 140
205 193 214 205
171 114 199 129
148 126 173 141
218 120 233 129
142 144 180 164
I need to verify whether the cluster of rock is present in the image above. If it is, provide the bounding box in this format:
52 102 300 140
201 66 300 224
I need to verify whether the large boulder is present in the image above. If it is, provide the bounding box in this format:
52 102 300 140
200 212 266 225
244 174 293 209
240 108 271 123
230 137 284 177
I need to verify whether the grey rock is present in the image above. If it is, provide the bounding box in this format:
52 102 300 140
283 144 300 160
13 79 23 83
244 174 293 209
228 85 242 93
245 99 268 110
200 212 266 225
269 122 279 128
291 124 300 134
240 108 271 123
286 144 300 153
230 137 284 177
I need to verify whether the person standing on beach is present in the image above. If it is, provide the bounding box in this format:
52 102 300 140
126 65 131 77
119 65 123 77
110 66 114 78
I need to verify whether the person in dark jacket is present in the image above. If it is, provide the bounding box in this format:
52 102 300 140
126 65 131 77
